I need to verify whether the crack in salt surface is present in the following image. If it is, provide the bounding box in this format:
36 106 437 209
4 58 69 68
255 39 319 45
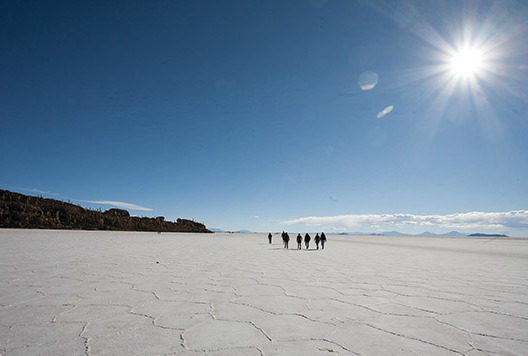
176 320 272 353
465 343 504 356
433 314 528 344
179 331 188 350
208 303 216 320
169 345 265 355
129 309 182 331
319 338 363 356
448 308 528 322
230 300 337 326
382 286 500 314
390 301 439 315
79 322 92 356
1 289 46 309
471 332 528 344
327 297 384 316
385 283 528 308
52 303 77 323
243 277 313 310
247 320 272 342
362 322 465 355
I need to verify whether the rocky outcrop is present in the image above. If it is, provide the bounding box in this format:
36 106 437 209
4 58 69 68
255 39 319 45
0 189 211 233
468 233 508 237
104 208 130 218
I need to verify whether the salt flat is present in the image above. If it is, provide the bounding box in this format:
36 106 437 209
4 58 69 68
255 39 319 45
1 230 527 356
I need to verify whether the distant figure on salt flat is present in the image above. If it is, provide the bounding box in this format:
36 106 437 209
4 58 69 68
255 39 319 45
314 233 320 249
296 234 302 249
320 232 327 249
268 233 272 244
304 233 311 249
281 231 289 249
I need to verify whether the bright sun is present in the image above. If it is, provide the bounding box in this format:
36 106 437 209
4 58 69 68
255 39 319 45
450 47 484 77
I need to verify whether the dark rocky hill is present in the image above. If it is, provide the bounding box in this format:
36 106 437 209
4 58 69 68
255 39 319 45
468 233 508 237
0 189 211 233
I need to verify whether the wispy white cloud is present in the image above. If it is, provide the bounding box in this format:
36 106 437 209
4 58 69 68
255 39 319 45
83 200 153 212
284 211 528 232
3 186 153 212
6 186 60 197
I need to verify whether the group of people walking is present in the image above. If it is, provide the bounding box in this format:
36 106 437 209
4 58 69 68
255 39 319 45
268 232 327 250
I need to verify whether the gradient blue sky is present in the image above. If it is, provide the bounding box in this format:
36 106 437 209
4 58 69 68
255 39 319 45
2 0 528 235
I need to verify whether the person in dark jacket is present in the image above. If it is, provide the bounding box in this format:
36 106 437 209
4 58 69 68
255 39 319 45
296 234 302 249
284 232 290 249
320 232 327 249
314 233 320 249
268 233 272 244
304 233 311 249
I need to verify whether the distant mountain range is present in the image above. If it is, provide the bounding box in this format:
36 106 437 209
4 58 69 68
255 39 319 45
395 230 466 237
343 230 508 237
210 228 508 237
209 228 255 234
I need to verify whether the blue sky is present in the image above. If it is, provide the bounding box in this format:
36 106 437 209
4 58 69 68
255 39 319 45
2 0 528 235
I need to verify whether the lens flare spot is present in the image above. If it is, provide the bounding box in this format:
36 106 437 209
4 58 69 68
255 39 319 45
377 105 394 118
358 71 378 90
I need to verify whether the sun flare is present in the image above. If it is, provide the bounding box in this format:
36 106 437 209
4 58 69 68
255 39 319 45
449 47 484 77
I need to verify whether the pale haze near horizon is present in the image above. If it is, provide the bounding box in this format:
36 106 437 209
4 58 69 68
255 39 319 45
1 1 527 235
